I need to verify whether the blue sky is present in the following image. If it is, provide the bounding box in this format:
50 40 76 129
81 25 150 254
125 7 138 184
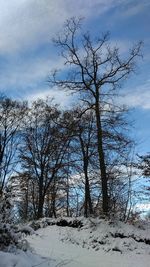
0 0 149 154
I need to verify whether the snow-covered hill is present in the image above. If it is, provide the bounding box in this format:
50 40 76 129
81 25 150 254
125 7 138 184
0 218 150 267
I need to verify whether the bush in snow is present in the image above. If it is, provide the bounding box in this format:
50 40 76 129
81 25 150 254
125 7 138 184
0 190 25 251
0 191 15 250
0 189 12 223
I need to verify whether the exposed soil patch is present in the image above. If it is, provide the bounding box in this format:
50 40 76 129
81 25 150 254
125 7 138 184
56 219 83 228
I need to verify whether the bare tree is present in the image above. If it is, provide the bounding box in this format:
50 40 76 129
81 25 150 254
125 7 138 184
68 108 96 217
19 99 71 219
0 96 27 194
50 18 142 214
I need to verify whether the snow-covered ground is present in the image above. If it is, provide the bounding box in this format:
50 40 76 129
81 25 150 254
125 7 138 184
0 250 50 267
0 218 150 267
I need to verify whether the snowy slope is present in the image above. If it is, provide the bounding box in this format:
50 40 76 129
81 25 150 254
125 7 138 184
26 224 149 267
0 250 51 267
26 218 150 267
0 218 150 267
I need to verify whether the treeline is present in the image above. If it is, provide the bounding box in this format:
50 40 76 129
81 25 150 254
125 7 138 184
1 18 148 222
0 95 135 221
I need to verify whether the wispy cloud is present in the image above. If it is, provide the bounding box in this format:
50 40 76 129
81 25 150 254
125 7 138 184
0 0 65 54
0 0 149 110
121 0 150 17
0 52 65 95
120 80 150 110
0 0 128 100
0 0 128 55
26 86 73 109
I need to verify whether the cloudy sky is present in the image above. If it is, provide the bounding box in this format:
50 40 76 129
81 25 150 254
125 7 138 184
0 0 149 154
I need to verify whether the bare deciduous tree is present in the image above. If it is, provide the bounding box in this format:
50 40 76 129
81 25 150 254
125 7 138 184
19 100 71 218
50 17 142 214
0 96 27 194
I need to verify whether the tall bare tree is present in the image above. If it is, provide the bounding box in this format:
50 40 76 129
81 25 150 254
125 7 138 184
50 18 142 214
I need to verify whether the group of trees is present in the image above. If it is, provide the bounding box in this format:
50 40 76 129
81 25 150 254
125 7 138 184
0 95 142 221
0 18 148 222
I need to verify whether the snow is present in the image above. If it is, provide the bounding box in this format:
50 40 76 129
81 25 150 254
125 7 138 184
0 250 51 267
27 225 150 267
18 225 35 235
0 218 150 267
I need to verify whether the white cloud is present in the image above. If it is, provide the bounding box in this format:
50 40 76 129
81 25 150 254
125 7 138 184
0 52 73 107
0 0 148 110
0 0 126 55
0 0 65 54
26 86 73 109
122 0 150 17
120 80 150 110
0 52 65 92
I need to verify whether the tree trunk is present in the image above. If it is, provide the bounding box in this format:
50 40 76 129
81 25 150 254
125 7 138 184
24 189 28 220
51 179 57 218
52 196 57 218
84 160 93 217
66 173 70 217
79 135 93 217
95 97 109 214
37 187 44 219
